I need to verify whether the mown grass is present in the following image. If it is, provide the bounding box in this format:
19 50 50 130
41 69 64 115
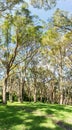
0 102 72 130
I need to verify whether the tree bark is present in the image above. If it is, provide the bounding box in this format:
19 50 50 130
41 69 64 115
34 87 37 103
60 93 63 104
34 75 37 103
2 77 8 104
18 78 23 103
9 93 13 102
22 79 25 102
58 47 63 105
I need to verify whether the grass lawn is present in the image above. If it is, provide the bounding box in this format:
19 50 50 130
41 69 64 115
0 102 72 130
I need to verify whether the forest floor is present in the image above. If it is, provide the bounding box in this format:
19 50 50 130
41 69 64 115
0 102 72 130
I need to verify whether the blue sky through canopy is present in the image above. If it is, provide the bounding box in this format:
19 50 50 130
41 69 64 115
26 0 72 21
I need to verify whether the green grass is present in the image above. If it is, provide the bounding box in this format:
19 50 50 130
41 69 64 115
0 102 72 130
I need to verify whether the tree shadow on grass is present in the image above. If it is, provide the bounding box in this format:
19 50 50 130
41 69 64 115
0 103 72 130
56 120 72 130
33 103 72 113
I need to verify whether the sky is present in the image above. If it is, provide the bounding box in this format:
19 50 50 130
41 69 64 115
26 0 72 22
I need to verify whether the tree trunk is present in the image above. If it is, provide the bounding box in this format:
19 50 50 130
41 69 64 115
59 68 63 105
22 79 25 102
2 77 7 104
34 87 37 103
60 93 63 104
59 48 63 105
50 82 54 104
40 89 42 102
34 76 37 103
18 79 23 103
9 93 13 102
40 95 42 102
18 89 22 103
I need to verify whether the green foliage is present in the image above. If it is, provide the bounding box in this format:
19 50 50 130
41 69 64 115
31 0 57 10
53 9 72 31
42 28 59 46
0 0 24 14
0 0 72 105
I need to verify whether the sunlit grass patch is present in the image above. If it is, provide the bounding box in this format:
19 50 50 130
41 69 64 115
0 102 72 130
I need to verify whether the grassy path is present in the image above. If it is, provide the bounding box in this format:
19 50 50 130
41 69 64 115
0 102 72 130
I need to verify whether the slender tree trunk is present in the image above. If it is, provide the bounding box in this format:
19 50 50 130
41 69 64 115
50 82 54 104
34 76 37 103
34 87 37 103
59 48 63 105
18 79 23 103
40 95 42 102
9 77 13 102
9 93 13 102
59 67 63 105
3 77 8 104
60 93 63 104
40 89 42 102
22 79 25 102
